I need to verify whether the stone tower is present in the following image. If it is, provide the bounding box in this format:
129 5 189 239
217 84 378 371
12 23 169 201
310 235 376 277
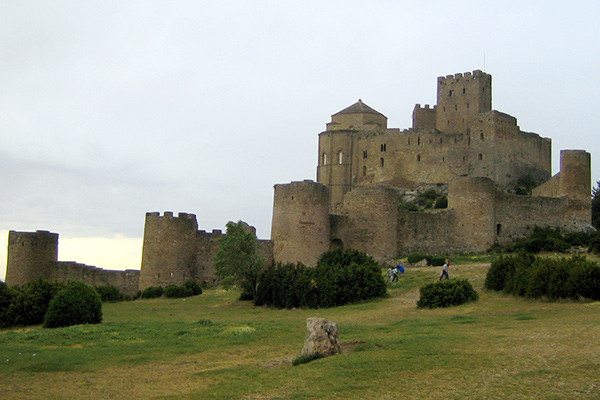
436 70 492 133
5 230 58 286
139 212 199 290
271 180 330 266
317 99 388 212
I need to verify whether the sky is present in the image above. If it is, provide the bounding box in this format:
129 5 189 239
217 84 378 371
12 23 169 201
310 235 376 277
1 1 599 280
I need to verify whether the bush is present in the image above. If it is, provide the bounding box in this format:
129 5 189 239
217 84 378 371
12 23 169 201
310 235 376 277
6 279 64 327
485 254 600 301
44 281 102 328
164 284 193 298
183 280 202 296
141 286 164 299
255 249 386 309
0 281 16 328
95 284 125 302
407 253 427 264
417 279 479 309
484 252 535 292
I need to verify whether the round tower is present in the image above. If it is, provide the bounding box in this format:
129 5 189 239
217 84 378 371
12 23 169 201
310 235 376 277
5 230 58 286
558 150 591 201
271 180 330 266
139 212 199 290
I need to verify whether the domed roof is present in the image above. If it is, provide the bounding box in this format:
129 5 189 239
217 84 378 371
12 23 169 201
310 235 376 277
332 99 385 117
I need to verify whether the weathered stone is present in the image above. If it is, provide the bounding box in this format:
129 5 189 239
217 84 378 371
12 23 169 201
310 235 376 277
301 318 342 357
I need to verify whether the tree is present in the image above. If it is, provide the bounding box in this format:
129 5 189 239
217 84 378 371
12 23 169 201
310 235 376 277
592 180 600 229
214 221 264 300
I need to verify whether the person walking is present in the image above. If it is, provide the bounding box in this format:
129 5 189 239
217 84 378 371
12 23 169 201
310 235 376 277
439 259 450 280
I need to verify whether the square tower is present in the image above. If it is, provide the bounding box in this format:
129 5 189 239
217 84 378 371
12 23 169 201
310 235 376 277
436 70 492 133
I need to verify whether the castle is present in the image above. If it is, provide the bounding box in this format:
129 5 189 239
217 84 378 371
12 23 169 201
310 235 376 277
5 70 592 295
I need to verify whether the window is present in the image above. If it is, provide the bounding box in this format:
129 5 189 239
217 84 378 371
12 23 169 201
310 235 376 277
478 153 483 161
338 151 343 164
480 132 484 141
363 166 367 176
362 150 368 159
462 88 466 94
380 143 387 152
417 155 421 162
380 158 385 167
322 153 327 165
449 90 453 97
417 136 421 145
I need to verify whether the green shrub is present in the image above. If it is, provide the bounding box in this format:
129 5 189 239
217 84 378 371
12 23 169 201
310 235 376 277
407 253 428 264
255 249 386 309
428 256 446 267
485 254 600 301
95 284 125 302
6 279 64 327
183 280 202 296
164 284 193 298
43 281 102 328
417 279 479 309
0 281 16 328
141 286 164 299
313 249 386 308
484 252 535 292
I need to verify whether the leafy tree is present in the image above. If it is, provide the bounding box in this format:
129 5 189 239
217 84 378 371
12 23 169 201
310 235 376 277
214 221 264 300
592 180 600 229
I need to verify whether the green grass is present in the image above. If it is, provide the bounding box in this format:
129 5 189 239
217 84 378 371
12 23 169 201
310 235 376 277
2 262 600 399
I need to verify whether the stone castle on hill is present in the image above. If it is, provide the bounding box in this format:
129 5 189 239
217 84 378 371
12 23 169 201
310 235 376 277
5 70 592 296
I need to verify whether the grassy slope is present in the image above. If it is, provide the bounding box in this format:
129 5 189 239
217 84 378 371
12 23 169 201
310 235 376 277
1 261 600 399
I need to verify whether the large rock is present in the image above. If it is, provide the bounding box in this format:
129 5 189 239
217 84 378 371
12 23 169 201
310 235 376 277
301 318 342 357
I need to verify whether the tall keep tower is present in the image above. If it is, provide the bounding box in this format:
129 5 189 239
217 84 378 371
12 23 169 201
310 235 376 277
436 70 492 133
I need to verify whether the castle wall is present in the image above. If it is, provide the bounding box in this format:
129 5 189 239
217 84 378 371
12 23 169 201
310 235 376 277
448 177 497 252
5 231 58 286
495 194 591 244
271 180 330 266
139 212 199 290
339 186 399 261
50 262 140 297
397 209 456 255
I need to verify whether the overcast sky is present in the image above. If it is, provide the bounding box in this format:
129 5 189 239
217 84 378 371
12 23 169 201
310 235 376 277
2 1 599 279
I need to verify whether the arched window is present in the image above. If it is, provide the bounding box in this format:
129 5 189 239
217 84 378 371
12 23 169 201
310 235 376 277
480 132 484 141
478 153 483 161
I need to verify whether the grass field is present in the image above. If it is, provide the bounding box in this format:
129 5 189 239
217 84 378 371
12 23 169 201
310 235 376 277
1 260 600 399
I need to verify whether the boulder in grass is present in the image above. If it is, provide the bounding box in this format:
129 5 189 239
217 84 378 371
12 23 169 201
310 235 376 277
301 317 342 357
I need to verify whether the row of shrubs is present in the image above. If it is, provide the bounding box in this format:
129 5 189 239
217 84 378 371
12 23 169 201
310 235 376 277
484 253 600 300
254 249 387 309
490 226 600 254
0 278 203 329
0 279 102 329
140 280 203 299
